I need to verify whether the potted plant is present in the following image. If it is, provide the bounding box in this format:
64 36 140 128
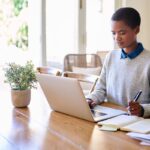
3 61 37 107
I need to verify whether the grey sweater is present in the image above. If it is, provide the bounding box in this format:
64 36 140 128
87 49 150 117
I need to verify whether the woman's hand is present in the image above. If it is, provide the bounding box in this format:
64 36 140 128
127 101 144 117
86 99 97 108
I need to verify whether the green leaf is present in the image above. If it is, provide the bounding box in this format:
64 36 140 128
3 61 37 90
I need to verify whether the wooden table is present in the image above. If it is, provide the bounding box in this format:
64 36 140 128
0 83 149 150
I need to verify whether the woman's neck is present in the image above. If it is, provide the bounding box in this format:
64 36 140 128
124 42 138 54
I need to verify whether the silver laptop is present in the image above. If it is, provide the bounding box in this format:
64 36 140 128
36 74 127 122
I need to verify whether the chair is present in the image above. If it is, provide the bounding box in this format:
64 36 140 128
62 71 99 94
96 50 109 64
63 54 102 75
37 66 62 76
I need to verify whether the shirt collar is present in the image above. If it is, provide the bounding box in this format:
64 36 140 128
121 43 144 59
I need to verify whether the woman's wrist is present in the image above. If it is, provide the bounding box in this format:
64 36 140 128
140 105 144 117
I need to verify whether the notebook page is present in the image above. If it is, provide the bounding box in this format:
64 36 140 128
98 115 142 128
121 119 150 134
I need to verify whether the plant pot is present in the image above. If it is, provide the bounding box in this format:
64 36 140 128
11 89 31 108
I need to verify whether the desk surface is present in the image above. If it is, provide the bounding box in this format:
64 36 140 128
0 82 149 150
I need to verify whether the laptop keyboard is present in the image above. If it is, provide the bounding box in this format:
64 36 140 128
91 109 107 117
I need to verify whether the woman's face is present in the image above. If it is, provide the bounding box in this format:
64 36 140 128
111 20 139 53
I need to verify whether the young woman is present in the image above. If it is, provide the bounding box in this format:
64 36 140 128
86 7 150 117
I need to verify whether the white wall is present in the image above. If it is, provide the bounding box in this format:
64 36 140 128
115 0 150 50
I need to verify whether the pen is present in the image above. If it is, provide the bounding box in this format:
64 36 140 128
133 90 142 102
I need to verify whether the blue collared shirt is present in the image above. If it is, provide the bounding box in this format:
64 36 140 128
121 43 144 59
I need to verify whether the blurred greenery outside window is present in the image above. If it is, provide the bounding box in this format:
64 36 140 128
0 0 28 50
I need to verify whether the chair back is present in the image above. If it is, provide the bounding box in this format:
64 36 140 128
62 72 99 93
63 54 102 72
96 50 109 64
37 67 62 76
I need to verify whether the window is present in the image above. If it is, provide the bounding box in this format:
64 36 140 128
46 0 79 69
0 0 28 66
86 0 115 52
45 0 115 68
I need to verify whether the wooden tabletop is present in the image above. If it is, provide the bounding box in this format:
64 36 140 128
0 82 149 150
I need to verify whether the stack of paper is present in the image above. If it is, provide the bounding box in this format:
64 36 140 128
127 132 150 146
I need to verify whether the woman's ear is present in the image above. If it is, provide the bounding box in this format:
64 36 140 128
135 26 140 34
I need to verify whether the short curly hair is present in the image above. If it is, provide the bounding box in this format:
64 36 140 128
111 7 141 29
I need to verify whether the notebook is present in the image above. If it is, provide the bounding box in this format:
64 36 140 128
98 115 150 133
36 74 127 122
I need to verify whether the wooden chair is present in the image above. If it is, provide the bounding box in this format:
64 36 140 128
96 50 109 64
37 66 62 76
63 54 102 73
62 71 99 94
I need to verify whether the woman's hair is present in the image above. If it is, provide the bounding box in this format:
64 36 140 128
111 7 141 29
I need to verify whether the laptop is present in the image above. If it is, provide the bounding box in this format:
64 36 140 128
36 74 127 122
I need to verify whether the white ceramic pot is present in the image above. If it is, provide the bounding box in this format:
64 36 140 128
11 89 31 107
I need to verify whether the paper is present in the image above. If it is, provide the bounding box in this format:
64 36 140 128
98 115 150 134
121 119 150 133
98 115 142 128
127 132 150 146
127 132 150 140
140 141 150 146
99 125 118 132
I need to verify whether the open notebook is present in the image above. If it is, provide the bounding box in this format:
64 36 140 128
98 115 150 134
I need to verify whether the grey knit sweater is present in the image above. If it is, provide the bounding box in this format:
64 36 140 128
87 49 150 117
